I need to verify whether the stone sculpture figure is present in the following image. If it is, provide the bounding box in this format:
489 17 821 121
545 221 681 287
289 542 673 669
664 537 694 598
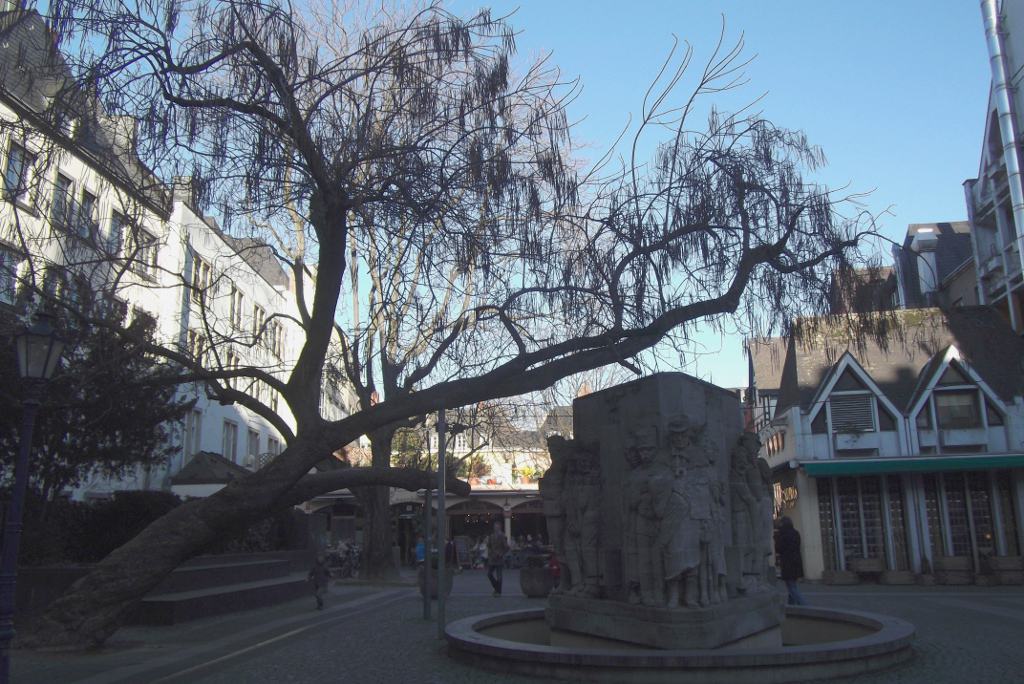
729 432 764 591
623 427 664 606
541 436 572 592
654 417 726 607
756 456 775 583
563 441 602 597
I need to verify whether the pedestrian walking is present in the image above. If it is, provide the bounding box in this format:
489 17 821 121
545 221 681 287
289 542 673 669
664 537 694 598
308 554 331 610
774 516 806 606
486 521 509 596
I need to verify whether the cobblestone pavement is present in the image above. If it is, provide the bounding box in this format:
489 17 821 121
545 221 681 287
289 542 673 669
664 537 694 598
13 571 1024 683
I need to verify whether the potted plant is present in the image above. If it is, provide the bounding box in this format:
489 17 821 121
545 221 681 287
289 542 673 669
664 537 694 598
519 552 555 598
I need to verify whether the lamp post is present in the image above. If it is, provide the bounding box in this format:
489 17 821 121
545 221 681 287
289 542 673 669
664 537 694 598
0 315 65 684
436 415 468 640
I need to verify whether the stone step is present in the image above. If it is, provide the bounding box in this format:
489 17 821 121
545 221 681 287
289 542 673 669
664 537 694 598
132 572 311 626
153 559 291 594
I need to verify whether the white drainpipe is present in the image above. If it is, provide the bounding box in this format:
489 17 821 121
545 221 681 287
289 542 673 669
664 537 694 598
982 0 1024 285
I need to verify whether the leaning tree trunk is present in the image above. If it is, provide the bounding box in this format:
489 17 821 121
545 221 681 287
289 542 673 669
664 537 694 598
356 428 399 580
22 429 467 650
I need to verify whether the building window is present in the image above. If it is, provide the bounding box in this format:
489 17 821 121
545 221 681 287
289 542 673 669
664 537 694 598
267 436 280 455
225 347 240 389
191 252 212 302
108 211 127 254
935 390 981 430
78 189 98 238
131 229 159 276
229 284 244 329
268 319 284 358
252 304 266 344
0 246 23 304
454 433 467 450
829 393 875 433
247 428 260 467
269 388 279 413
51 173 73 229
187 329 207 362
222 420 239 463
3 141 34 201
184 409 202 459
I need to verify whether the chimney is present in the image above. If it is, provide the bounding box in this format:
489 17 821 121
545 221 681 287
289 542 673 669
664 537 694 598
911 227 939 299
105 114 138 155
172 176 200 207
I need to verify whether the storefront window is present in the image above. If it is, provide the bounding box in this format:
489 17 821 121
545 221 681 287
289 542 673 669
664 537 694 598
860 477 885 560
968 472 996 557
817 478 837 572
837 477 864 562
923 475 946 558
943 473 971 557
996 471 1021 556
886 476 909 571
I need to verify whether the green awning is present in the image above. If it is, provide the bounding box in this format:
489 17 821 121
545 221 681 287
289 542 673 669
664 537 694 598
800 454 1024 477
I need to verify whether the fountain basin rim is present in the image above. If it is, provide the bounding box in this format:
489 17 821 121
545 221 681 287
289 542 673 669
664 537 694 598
445 606 915 667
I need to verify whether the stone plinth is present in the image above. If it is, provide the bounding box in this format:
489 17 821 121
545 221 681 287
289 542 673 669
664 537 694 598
545 591 784 650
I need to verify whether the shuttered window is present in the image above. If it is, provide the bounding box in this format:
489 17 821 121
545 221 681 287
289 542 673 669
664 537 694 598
830 394 875 432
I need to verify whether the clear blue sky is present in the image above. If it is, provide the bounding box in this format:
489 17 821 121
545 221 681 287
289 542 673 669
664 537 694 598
449 1 990 388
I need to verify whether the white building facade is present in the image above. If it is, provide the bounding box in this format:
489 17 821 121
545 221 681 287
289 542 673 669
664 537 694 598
0 8 349 499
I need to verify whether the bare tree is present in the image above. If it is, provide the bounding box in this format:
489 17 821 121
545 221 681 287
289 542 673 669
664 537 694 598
4 1 875 649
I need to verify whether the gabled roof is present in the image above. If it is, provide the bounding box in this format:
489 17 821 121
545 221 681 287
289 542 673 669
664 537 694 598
905 345 1010 418
774 307 1024 415
805 351 904 424
170 451 251 485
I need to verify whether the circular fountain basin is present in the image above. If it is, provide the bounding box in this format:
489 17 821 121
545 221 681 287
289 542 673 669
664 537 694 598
446 606 914 683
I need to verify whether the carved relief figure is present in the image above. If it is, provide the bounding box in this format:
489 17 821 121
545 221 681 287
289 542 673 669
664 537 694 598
541 436 571 592
729 432 763 591
623 427 664 606
564 441 602 597
654 417 725 607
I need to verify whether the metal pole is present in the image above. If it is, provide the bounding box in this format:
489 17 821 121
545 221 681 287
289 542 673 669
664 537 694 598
436 409 447 640
0 391 41 684
422 486 431 620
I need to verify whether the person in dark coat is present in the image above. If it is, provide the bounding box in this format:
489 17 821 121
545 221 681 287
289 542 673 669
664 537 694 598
774 516 806 606
308 554 331 610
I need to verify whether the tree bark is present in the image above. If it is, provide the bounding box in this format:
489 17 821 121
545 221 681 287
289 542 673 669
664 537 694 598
354 427 399 580
22 432 466 650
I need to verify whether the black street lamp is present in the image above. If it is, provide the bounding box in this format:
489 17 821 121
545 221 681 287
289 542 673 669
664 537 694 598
0 315 65 684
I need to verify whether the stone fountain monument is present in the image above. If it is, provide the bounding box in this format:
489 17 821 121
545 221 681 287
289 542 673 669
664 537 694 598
446 372 914 683
542 372 782 649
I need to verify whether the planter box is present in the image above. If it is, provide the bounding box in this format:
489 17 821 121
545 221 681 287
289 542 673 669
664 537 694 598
983 556 1023 585
934 556 973 585
848 557 886 574
880 570 916 585
822 570 859 585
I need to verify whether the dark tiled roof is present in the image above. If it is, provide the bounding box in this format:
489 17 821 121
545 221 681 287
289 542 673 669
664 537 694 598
170 451 252 485
775 307 1024 415
828 265 897 314
0 10 169 214
748 337 789 393
221 235 290 290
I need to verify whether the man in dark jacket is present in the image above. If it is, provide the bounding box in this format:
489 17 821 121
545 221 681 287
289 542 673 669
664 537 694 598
774 517 806 605
308 554 331 610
